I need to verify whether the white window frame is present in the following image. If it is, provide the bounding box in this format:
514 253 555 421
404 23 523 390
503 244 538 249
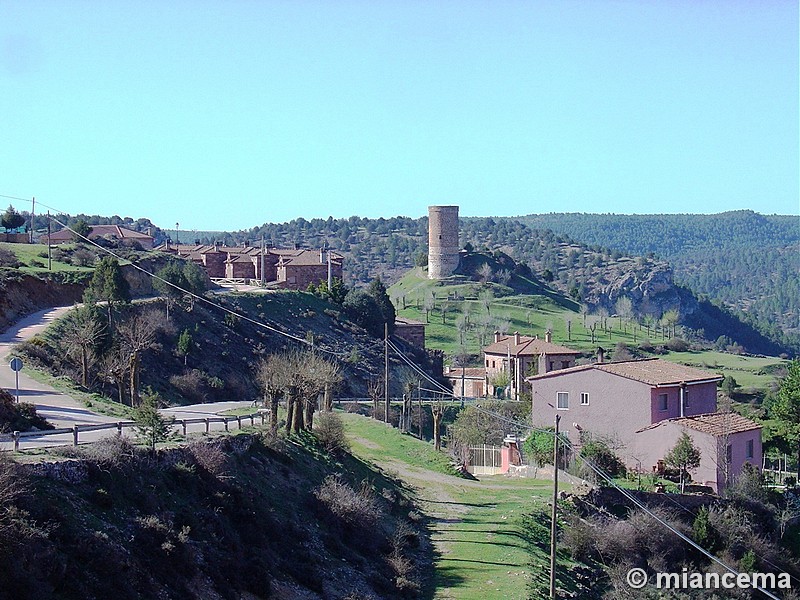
557 392 569 410
580 392 589 406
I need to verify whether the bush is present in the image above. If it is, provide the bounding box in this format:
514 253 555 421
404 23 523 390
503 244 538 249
188 440 228 476
579 439 626 480
0 389 52 432
664 337 690 352
314 475 381 529
314 411 350 455
0 248 21 268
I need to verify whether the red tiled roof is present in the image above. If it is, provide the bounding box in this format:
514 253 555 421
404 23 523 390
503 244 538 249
528 358 722 386
48 224 153 241
483 334 579 357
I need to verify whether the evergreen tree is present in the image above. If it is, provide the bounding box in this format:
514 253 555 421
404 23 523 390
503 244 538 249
771 360 800 478
665 432 701 493
87 256 130 326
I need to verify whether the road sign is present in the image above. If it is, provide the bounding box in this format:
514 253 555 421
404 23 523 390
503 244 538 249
9 358 22 403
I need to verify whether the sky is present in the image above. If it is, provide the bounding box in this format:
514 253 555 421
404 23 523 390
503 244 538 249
1 1 797 232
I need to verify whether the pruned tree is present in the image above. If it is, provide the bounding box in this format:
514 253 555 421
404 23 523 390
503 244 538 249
615 296 633 332
664 432 701 493
368 377 383 420
478 288 494 315
61 305 106 387
117 310 159 406
431 400 444 451
101 345 129 405
423 290 435 323
255 353 290 433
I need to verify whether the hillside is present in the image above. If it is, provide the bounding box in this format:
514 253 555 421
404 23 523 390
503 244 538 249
0 431 432 599
513 211 800 342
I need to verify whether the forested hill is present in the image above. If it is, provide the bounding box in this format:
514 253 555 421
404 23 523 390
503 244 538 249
510 211 799 346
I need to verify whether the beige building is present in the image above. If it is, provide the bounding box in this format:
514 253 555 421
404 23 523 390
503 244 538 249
483 331 579 399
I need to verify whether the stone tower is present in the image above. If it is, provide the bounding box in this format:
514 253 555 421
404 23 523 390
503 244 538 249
428 205 460 279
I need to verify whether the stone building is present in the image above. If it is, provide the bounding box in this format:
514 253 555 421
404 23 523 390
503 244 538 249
428 205 460 279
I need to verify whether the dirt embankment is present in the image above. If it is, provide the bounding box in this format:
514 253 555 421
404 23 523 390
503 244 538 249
0 272 87 333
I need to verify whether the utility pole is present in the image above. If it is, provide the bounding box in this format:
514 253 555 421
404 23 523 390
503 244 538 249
30 197 35 243
327 248 332 290
384 322 390 423
260 235 265 285
46 211 51 270
175 222 179 247
549 414 561 599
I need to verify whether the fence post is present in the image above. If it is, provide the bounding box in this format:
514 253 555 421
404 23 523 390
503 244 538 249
237 416 242 429
117 422 123 436
260 412 265 426
13 431 20 452
182 420 187 436
205 418 210 433
250 414 254 427
224 419 229 432
73 425 79 447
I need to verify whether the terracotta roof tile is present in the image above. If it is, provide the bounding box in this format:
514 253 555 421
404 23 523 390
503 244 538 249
483 335 579 357
638 412 761 436
528 358 722 386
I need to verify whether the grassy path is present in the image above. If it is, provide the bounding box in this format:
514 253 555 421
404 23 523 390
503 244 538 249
342 413 564 599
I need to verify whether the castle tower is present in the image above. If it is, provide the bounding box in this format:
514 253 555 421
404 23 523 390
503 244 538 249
428 205 460 279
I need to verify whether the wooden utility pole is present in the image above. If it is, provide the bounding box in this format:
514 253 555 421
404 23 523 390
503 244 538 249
384 322 390 423
30 197 35 243
549 414 561 599
46 211 51 270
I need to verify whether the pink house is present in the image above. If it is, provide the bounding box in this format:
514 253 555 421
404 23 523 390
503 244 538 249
636 413 762 493
527 358 760 492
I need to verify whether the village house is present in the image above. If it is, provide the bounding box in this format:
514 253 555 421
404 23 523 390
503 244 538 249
445 366 486 399
527 356 762 492
156 243 343 291
42 224 154 248
483 331 579 399
636 412 762 492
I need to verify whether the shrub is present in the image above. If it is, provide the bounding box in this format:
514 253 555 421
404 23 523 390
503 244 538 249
0 389 52 432
188 440 228 476
314 475 380 528
78 435 137 468
0 248 21 268
314 411 350 455
664 337 690 352
579 439 626 480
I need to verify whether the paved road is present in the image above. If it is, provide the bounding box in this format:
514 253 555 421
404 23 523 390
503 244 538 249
0 306 255 451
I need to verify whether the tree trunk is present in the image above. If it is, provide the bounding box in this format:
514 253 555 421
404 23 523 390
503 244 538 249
305 395 317 430
292 396 304 433
270 396 279 434
323 384 332 412
81 347 89 387
129 352 140 407
285 393 295 435
432 408 442 451
418 395 423 439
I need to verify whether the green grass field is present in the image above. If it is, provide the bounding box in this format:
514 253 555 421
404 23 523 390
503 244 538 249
0 241 94 274
341 412 586 599
390 270 787 396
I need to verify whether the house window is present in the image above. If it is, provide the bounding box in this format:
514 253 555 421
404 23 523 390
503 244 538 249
549 361 555 371
658 393 668 411
683 390 689 408
485 359 489 368
561 360 570 369
746 439 754 459
557 392 569 409
580 392 589 405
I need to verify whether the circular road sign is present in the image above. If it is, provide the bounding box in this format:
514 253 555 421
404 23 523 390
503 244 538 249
9 358 23 372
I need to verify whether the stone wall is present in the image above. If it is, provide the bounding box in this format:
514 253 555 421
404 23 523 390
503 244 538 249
428 205 460 279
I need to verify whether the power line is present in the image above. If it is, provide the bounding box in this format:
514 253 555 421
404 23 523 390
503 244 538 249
470 405 783 600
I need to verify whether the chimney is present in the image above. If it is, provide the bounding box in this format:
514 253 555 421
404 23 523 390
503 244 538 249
597 347 605 364
513 331 520 345
494 331 501 343
545 330 552 343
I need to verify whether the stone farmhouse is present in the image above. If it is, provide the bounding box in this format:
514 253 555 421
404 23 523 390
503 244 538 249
528 357 762 492
484 331 580 399
156 243 343 291
42 225 154 248
445 366 486 399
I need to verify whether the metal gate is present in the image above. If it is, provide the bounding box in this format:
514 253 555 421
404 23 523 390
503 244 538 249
467 444 502 475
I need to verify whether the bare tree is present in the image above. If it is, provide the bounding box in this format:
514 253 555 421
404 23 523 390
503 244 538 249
477 262 493 284
431 400 444 451
423 290 435 323
117 310 159 407
101 345 129 405
368 377 383 420
62 305 106 387
478 288 494 315
256 354 290 433
615 296 633 332
496 268 512 286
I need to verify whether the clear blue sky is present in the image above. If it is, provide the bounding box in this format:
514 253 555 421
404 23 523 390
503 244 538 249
2 1 797 231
